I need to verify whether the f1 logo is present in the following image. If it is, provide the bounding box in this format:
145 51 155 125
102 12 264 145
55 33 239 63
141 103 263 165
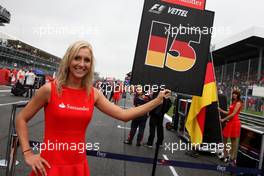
149 4 166 14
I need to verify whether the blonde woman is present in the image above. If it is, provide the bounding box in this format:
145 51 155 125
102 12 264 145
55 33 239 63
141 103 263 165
16 41 170 176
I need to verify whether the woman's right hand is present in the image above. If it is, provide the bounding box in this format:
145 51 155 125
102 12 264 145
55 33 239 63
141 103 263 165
157 89 171 101
24 152 51 176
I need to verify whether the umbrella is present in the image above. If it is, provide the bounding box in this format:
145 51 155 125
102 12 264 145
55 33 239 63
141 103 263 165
33 69 45 75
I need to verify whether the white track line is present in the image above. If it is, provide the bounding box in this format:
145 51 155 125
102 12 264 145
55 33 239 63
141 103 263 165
117 125 131 130
0 90 11 93
163 154 179 176
0 100 28 107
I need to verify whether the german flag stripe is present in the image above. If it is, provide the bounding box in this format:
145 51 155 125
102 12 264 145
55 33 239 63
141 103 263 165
186 56 218 145
148 35 167 53
170 40 195 59
151 21 171 37
145 50 166 67
166 55 195 71
204 62 215 84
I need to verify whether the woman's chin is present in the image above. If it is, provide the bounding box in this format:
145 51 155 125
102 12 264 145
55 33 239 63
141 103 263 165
73 74 86 79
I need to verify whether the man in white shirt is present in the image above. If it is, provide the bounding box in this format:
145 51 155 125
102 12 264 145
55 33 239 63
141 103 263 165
25 70 36 98
17 69 25 84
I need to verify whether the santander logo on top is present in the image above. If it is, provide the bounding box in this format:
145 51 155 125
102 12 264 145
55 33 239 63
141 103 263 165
59 102 89 111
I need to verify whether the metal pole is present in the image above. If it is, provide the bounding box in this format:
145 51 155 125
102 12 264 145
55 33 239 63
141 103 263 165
257 48 263 81
2 102 28 174
151 143 160 176
245 88 248 110
259 134 264 171
4 105 16 166
123 91 127 176
232 62 236 87
151 96 166 176
224 61 227 85
210 51 224 143
247 59 251 82
5 134 19 176
221 65 224 84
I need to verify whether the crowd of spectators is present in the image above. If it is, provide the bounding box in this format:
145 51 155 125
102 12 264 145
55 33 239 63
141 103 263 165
216 66 264 115
0 39 58 76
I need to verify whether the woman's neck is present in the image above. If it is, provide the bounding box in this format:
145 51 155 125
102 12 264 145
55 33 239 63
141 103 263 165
232 99 238 103
66 76 83 89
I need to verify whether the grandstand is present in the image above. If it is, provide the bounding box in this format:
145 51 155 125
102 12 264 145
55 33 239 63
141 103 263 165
0 31 60 75
213 26 264 115
0 5 10 26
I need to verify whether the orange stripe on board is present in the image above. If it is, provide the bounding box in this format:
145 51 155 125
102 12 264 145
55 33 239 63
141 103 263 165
145 50 166 68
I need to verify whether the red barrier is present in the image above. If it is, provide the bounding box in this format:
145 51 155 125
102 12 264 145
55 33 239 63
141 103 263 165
0 68 10 85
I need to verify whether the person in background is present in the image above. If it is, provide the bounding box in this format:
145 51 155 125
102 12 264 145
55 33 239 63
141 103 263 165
11 68 18 85
5 68 11 85
108 81 115 101
218 89 243 166
124 86 151 146
17 68 25 84
8 69 12 85
100 80 108 97
218 89 228 129
144 90 172 148
25 70 36 98
112 82 123 105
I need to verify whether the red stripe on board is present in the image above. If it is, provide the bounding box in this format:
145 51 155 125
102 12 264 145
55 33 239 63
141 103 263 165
170 40 195 59
148 35 167 53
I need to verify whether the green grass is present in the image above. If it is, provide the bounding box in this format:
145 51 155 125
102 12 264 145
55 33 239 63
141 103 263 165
167 105 175 117
166 104 263 117
242 109 263 116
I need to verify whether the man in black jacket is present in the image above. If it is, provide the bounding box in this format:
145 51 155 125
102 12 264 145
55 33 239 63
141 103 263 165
144 91 172 148
124 90 151 146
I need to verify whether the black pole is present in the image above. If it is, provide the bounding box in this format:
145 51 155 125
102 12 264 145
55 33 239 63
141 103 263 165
151 97 165 176
151 142 160 176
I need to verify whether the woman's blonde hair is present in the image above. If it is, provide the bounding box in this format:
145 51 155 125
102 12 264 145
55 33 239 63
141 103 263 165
56 41 95 95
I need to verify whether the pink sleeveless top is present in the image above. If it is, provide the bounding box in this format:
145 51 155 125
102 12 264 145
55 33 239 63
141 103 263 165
30 81 94 176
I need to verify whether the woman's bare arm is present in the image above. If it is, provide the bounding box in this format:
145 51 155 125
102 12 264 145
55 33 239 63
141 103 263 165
222 102 242 122
16 83 50 153
94 88 170 122
218 107 229 115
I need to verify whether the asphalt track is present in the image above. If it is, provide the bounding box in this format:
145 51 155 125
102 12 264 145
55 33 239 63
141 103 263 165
0 86 228 176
